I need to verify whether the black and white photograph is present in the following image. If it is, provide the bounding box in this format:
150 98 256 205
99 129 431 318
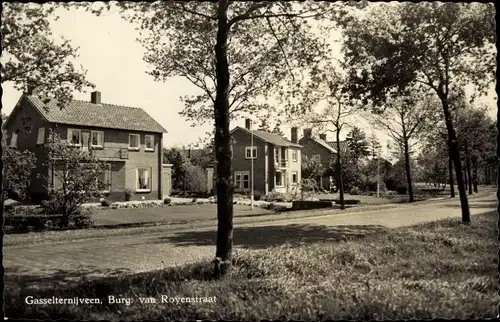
1 1 498 320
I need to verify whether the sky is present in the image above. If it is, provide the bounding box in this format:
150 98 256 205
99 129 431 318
2 3 497 157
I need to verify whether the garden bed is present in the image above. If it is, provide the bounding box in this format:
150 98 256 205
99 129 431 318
292 200 334 210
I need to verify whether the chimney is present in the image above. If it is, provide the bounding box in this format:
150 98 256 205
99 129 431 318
291 127 298 143
26 85 38 96
245 118 251 130
319 134 327 141
303 128 312 138
91 91 102 104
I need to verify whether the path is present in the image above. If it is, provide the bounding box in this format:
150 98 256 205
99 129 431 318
4 192 496 288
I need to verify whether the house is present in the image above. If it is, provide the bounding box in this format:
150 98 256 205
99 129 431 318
298 128 338 191
212 119 302 195
3 90 169 202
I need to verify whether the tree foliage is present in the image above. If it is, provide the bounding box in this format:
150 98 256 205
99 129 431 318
41 131 107 227
1 3 94 106
342 2 495 222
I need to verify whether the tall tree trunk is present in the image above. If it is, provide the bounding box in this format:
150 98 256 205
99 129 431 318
213 0 233 278
464 144 473 194
403 139 414 202
472 160 478 193
336 130 345 210
463 167 468 191
440 96 470 223
448 147 455 197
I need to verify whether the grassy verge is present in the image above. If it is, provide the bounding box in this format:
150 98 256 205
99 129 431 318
4 202 434 247
5 211 498 320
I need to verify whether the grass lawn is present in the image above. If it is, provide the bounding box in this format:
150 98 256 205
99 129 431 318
5 211 497 320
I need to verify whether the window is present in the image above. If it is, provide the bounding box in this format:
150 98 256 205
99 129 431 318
234 173 241 189
312 154 321 162
234 171 250 191
245 146 257 159
292 150 298 162
98 164 111 192
145 135 155 151
10 132 18 147
275 171 283 187
91 131 104 148
129 134 140 150
292 171 298 184
68 129 81 146
37 127 45 145
136 168 151 191
274 148 279 161
242 173 250 189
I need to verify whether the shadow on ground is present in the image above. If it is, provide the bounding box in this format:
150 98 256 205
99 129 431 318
442 201 497 209
5 265 134 289
147 224 388 249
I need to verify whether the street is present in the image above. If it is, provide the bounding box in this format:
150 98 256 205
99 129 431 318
4 192 496 288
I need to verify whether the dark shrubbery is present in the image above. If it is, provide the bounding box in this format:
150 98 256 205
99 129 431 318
163 197 172 205
101 199 112 207
395 185 408 195
253 190 262 201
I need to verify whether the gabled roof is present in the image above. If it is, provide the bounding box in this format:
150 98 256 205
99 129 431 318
231 126 302 148
24 95 167 133
327 140 349 152
299 135 337 153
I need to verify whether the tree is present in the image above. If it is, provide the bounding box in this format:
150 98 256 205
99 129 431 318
163 148 190 192
2 147 36 201
184 163 208 194
271 119 285 137
305 67 359 210
41 131 107 227
97 0 361 278
369 93 438 202
1 3 93 106
343 2 495 223
257 117 271 132
345 126 370 171
300 154 323 200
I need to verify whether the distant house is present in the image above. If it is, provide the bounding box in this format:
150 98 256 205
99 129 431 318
298 129 338 191
3 90 169 202
212 119 302 195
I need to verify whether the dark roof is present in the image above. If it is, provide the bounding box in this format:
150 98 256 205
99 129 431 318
327 140 349 152
300 135 337 153
25 95 167 133
231 126 302 148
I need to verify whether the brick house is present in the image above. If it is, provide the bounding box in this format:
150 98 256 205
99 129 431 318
3 90 168 202
212 119 302 195
298 128 339 191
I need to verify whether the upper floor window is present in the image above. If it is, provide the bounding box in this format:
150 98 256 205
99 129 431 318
129 134 140 151
10 132 18 147
91 131 104 148
291 150 298 162
37 127 45 145
68 129 81 146
145 135 155 151
245 146 257 159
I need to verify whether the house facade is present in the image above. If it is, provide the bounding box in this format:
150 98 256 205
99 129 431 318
214 119 302 195
298 129 338 191
4 90 168 202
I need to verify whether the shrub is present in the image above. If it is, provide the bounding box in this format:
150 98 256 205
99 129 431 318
184 163 207 194
349 186 361 195
163 197 172 205
192 198 198 203
125 188 134 201
2 146 36 201
395 185 408 195
253 190 262 201
70 207 94 227
100 199 112 207
265 191 286 202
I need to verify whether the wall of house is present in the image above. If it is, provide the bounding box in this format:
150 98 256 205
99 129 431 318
230 129 267 194
287 147 302 191
4 96 51 201
51 124 163 201
299 137 336 190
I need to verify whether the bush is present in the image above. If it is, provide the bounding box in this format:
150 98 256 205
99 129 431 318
349 186 361 195
395 185 408 195
125 188 134 201
192 198 198 203
163 197 172 205
70 207 94 227
184 163 207 194
101 199 112 207
253 190 262 201
265 191 286 202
